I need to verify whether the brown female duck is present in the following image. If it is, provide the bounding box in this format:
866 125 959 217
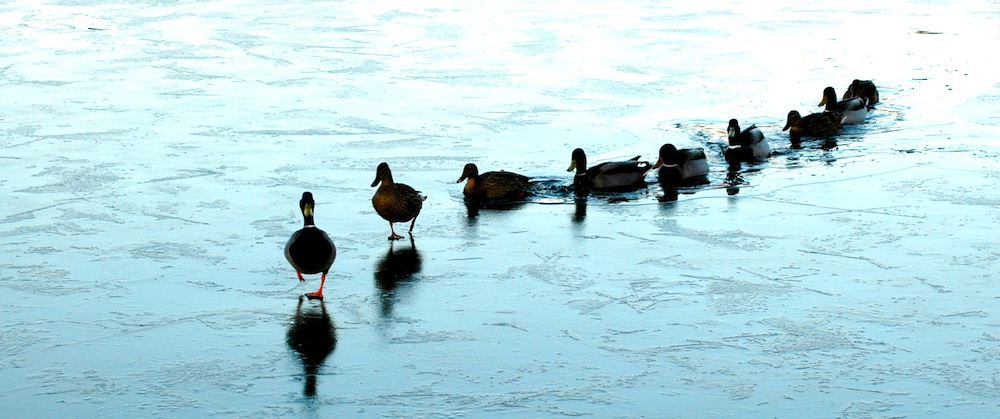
457 163 531 201
782 110 842 140
371 162 425 240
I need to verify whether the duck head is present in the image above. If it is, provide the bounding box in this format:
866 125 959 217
782 110 802 131
653 143 679 169
457 163 479 183
371 162 393 187
567 148 587 174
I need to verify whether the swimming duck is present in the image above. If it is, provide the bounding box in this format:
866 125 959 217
782 110 842 140
819 86 868 124
653 143 709 185
724 118 770 162
567 148 649 191
843 79 879 108
457 163 531 201
371 162 426 241
285 192 337 300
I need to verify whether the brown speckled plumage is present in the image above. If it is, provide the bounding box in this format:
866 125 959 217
371 162 425 240
782 110 842 140
457 163 530 201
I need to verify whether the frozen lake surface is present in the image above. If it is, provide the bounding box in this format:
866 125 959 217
3 0 1000 417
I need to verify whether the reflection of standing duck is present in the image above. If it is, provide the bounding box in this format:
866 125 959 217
457 163 530 202
374 238 422 318
371 162 426 241
567 148 649 191
286 296 337 397
284 192 336 300
374 237 422 293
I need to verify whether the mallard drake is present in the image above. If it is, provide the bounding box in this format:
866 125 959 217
843 79 879 108
285 192 337 300
653 143 709 185
782 110 842 140
820 86 868 124
371 162 425 241
567 148 649 191
724 118 770 162
457 163 531 201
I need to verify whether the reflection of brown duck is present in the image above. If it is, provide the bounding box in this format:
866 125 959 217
284 192 336 300
371 162 426 241
374 237 422 292
782 110 842 140
374 238 422 317
286 296 337 397
457 163 530 201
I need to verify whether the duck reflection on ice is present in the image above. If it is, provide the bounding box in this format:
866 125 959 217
464 199 527 219
572 196 587 223
286 295 337 398
374 237 422 317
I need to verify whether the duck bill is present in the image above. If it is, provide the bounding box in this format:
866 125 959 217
304 204 314 218
727 126 736 139
456 176 467 183
818 96 828 106
371 177 380 187
651 156 663 169
566 160 577 172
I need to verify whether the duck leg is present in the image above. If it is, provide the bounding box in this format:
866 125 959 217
305 273 326 300
408 216 419 234
388 222 404 241
296 271 305 281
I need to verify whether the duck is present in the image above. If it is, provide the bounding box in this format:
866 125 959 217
843 79 879 108
284 192 337 300
653 144 709 185
457 163 531 201
819 86 868 124
782 110 842 140
371 162 426 241
567 148 649 191
724 118 770 162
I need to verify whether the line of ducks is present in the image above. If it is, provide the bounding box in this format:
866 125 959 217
285 79 880 299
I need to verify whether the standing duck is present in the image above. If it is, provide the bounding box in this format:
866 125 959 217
567 148 649 191
843 79 879 108
653 144 709 185
285 192 337 300
783 110 842 140
371 162 426 240
819 86 868 124
724 118 770 162
457 163 531 201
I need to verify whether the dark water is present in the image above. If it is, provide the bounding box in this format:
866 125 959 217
2 0 1000 417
